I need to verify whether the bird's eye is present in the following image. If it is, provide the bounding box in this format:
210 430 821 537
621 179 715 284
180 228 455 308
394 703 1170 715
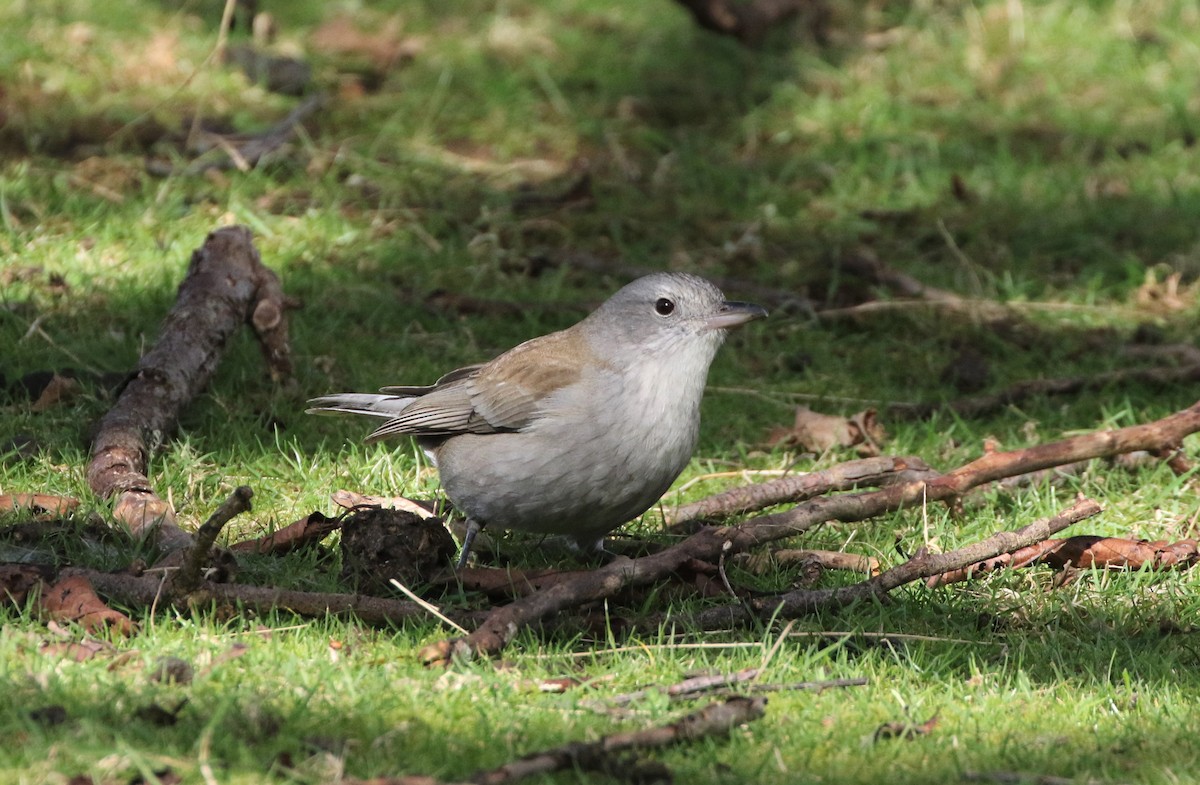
655 297 675 316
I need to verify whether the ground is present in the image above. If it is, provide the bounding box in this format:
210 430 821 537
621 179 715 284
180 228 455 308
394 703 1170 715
3 1 1200 783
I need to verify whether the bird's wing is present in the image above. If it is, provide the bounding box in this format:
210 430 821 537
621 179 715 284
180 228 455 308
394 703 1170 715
378 364 484 396
364 330 595 442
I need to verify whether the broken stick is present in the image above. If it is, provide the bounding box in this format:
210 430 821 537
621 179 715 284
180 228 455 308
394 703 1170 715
86 226 291 552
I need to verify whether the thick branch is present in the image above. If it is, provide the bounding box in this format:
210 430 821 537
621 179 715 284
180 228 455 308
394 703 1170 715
86 227 291 550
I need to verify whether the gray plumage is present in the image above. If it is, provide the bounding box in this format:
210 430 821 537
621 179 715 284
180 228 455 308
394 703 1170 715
308 272 766 565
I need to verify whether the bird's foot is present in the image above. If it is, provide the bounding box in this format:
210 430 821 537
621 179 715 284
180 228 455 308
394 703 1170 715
455 519 483 570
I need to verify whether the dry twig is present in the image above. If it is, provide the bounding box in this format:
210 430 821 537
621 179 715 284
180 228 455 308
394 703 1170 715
927 534 1200 586
471 696 765 785
427 400 1200 662
666 455 935 524
58 566 462 628
168 486 253 595
342 697 765 785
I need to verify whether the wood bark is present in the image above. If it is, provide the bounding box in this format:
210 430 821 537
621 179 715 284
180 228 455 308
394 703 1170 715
86 226 291 551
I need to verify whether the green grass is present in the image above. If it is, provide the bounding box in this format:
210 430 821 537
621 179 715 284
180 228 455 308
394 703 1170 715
3 0 1200 782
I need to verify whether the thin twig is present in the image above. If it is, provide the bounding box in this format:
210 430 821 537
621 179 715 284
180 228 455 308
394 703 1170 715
470 697 767 785
429 401 1200 662
168 486 253 595
666 455 936 524
389 578 468 633
598 668 761 708
684 497 1102 629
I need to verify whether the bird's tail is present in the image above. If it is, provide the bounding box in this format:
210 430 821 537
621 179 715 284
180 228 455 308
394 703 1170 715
306 393 417 420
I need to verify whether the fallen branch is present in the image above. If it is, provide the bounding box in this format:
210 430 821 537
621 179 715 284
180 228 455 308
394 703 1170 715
927 534 1200 586
759 497 1100 616
344 696 764 785
734 548 880 576
832 247 1013 323
666 455 935 524
86 227 292 552
602 667 761 707
426 401 1200 662
681 497 1103 631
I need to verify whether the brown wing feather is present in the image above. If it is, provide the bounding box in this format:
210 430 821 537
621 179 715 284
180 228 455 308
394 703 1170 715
365 329 593 441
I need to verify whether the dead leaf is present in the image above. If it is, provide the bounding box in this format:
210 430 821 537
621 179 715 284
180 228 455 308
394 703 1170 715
0 493 81 517
31 373 81 411
0 565 52 605
734 549 880 576
538 677 584 693
1040 536 1200 570
38 576 135 635
331 489 438 518
230 511 340 555
766 407 886 456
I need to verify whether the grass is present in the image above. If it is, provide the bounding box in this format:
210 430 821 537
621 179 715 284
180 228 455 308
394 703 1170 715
3 0 1200 782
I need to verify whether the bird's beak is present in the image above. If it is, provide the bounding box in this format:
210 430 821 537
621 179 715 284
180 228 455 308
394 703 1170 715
705 300 768 330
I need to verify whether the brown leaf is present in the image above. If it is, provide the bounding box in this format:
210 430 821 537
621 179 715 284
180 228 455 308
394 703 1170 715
30 373 82 410
0 565 52 605
538 677 585 693
38 576 135 635
331 489 438 518
230 511 340 555
766 407 886 456
0 493 81 516
1040 536 1200 570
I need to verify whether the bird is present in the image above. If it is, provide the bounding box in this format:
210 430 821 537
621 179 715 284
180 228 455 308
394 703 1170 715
308 272 767 569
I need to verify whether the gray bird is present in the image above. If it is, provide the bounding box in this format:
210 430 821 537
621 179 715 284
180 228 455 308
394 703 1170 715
308 272 766 568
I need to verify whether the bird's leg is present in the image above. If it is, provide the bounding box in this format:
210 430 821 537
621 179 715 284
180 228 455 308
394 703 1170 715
455 519 484 570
